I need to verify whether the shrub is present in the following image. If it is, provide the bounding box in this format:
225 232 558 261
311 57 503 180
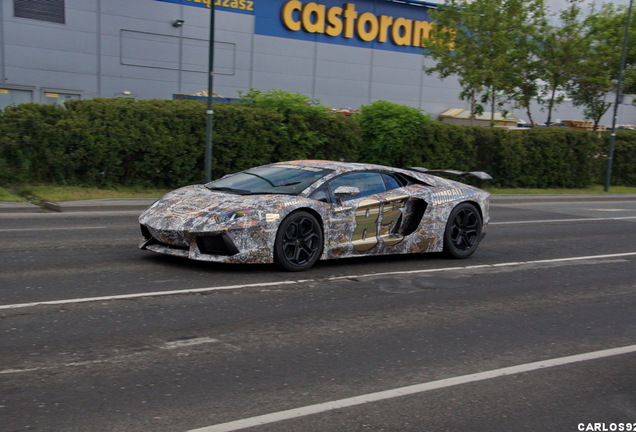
0 103 68 184
1 95 635 189
609 130 636 186
356 100 432 167
518 128 600 188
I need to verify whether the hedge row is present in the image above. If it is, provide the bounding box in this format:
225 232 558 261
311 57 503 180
0 98 634 188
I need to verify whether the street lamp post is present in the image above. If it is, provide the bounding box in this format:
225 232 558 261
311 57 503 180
605 0 633 192
204 3 215 183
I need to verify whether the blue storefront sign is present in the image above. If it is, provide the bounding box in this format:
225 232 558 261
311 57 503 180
155 0 437 54
155 0 255 15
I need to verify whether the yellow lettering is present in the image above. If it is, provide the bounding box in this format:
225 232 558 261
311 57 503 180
282 0 303 31
356 12 378 42
279 0 435 48
246 0 253 11
325 6 343 36
222 0 230 7
378 15 393 43
302 2 326 33
412 20 432 46
342 3 358 39
392 17 412 46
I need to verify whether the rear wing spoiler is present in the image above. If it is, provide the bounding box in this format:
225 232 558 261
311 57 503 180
409 167 493 181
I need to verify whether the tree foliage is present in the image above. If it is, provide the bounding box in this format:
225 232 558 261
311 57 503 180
537 0 589 124
423 0 548 124
423 0 636 128
355 100 432 166
567 3 636 129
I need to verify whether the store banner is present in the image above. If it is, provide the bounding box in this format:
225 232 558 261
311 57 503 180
154 0 436 53
155 0 255 15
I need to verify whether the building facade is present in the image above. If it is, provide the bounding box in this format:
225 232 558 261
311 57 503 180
0 0 634 126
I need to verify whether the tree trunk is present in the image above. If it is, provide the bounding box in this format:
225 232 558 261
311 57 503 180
546 87 557 124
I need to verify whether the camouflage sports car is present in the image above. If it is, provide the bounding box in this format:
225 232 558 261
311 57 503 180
139 160 491 271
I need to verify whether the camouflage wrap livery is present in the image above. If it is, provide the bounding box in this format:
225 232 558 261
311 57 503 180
139 160 490 270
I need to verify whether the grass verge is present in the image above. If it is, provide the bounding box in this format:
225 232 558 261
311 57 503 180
0 187 25 202
1 185 169 203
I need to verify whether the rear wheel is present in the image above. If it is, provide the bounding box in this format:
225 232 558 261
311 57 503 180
274 211 323 271
443 203 482 259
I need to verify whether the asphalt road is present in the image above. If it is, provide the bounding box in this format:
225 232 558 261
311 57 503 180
1 195 636 432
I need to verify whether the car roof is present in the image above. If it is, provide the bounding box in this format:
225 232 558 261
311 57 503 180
270 160 397 174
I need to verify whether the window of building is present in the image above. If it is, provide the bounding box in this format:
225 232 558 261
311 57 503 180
0 88 33 108
43 91 80 105
14 0 65 24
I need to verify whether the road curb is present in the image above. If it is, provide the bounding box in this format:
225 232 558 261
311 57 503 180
0 201 43 213
44 198 156 213
491 194 636 204
1 194 636 213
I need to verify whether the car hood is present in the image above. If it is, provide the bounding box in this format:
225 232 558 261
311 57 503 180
139 184 306 231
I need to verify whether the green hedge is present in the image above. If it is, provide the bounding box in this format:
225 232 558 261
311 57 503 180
0 98 361 188
611 130 636 186
0 98 634 188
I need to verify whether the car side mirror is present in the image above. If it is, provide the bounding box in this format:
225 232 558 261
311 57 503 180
334 186 360 204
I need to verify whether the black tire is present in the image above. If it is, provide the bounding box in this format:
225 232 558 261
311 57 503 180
274 211 323 271
443 203 483 259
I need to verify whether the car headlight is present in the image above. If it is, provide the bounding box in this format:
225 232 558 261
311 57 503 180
215 210 253 224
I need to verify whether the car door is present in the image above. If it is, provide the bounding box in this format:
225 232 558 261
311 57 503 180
319 172 410 256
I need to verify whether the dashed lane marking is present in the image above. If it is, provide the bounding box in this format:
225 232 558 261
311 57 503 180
1 252 636 311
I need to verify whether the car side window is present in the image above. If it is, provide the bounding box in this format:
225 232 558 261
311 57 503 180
310 184 332 203
328 172 388 201
382 173 402 190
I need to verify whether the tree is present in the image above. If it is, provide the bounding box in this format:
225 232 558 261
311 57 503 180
502 0 548 126
535 0 589 125
567 3 636 130
423 0 548 126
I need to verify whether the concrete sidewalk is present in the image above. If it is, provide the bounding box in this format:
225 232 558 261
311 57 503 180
1 194 635 214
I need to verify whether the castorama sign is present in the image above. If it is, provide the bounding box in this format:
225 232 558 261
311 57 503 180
156 0 438 54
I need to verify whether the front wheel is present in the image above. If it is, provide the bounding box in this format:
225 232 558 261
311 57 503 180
274 211 323 271
443 203 483 259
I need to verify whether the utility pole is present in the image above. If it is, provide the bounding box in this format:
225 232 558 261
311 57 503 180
204 3 215 183
605 0 633 192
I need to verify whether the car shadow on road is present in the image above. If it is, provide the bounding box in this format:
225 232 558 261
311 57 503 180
137 249 449 276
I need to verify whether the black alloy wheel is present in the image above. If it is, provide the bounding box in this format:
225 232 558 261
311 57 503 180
274 211 323 271
443 203 483 258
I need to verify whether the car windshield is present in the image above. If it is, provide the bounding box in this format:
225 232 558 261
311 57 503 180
205 165 334 195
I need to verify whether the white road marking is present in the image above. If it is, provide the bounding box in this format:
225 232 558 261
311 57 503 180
1 252 635 311
161 337 219 350
188 344 636 432
0 337 226 375
491 216 636 225
0 226 108 232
